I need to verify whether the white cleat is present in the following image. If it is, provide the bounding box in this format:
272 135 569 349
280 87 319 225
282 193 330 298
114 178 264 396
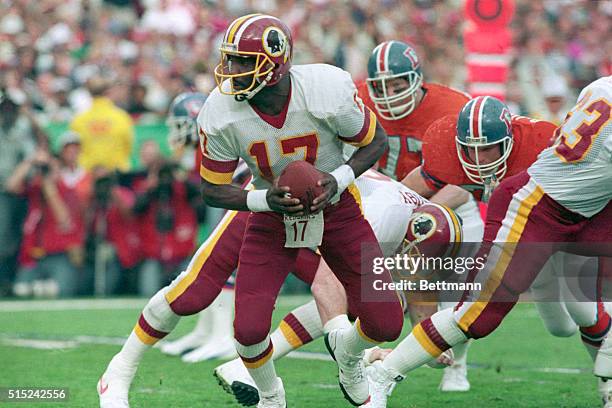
159 332 210 356
214 358 260 406
324 329 370 406
257 378 286 408
360 361 401 408
439 361 470 392
595 331 612 379
98 355 136 408
600 378 612 407
182 336 237 363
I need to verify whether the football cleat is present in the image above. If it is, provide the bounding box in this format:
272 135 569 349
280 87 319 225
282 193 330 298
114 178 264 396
182 336 237 363
439 361 470 392
159 331 210 356
98 355 136 408
595 330 612 379
599 377 612 408
257 378 286 408
324 329 370 406
360 361 400 408
214 358 260 407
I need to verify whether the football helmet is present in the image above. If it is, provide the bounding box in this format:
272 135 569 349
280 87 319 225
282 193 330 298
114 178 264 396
456 96 514 185
366 40 423 120
215 14 293 100
402 203 463 259
166 92 207 150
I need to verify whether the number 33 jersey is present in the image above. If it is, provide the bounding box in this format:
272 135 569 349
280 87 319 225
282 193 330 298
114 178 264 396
528 76 612 217
198 64 377 190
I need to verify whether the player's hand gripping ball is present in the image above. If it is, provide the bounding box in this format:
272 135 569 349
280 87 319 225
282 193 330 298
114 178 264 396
277 161 325 215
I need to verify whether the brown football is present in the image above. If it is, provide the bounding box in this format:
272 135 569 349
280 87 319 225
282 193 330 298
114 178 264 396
277 161 324 213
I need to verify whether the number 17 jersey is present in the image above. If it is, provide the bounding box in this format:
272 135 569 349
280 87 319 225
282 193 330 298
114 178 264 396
198 64 377 190
528 76 612 218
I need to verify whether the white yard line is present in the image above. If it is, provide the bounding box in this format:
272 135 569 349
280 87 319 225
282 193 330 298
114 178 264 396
0 333 590 375
0 295 313 312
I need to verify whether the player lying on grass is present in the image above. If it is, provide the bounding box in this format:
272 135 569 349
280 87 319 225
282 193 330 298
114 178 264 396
361 77 612 408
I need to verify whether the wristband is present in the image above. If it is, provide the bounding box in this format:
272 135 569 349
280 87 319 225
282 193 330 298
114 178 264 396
246 189 271 212
330 164 356 194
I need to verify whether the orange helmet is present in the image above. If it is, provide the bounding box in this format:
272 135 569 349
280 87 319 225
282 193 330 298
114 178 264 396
214 14 293 100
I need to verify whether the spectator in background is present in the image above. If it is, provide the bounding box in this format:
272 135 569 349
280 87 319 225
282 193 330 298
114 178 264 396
0 88 39 296
70 76 134 172
6 140 85 298
126 82 156 123
83 167 140 296
531 75 574 126
132 157 205 296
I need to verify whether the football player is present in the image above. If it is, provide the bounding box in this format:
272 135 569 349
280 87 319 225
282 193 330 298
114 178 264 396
214 169 467 406
365 78 612 407
403 95 555 203
199 14 403 407
359 40 482 391
159 92 238 362
402 95 609 391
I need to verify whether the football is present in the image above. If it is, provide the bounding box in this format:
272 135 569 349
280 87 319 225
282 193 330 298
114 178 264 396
277 161 324 213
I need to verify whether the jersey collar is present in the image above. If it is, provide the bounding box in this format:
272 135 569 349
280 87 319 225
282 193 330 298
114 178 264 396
249 77 292 129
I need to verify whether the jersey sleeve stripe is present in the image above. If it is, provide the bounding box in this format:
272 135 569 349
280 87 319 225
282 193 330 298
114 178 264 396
339 109 377 147
420 167 446 190
200 164 234 184
202 155 239 173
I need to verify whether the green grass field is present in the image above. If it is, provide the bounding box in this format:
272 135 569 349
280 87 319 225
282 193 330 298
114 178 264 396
0 296 600 407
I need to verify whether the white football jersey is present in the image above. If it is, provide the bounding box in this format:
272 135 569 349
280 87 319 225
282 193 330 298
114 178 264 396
198 64 377 189
356 169 427 256
528 76 612 217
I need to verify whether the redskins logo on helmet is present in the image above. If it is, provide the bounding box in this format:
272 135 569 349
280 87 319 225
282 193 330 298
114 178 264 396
215 14 293 101
402 203 463 259
409 213 436 242
262 26 287 58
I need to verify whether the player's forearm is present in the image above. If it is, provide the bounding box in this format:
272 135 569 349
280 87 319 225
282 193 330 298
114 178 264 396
346 123 388 178
430 185 469 209
200 180 250 211
401 167 437 199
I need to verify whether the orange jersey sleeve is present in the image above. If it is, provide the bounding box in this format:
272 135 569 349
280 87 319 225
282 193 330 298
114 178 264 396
421 115 557 201
420 115 468 190
505 116 557 176
357 81 470 181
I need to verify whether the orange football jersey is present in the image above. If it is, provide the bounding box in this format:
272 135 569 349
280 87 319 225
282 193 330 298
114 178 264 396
357 81 470 181
420 115 557 201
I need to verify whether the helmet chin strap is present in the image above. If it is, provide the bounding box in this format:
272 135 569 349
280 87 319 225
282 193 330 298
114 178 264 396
234 71 274 102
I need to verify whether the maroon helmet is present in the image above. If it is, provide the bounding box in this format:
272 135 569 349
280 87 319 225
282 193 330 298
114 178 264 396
214 14 293 100
402 203 463 259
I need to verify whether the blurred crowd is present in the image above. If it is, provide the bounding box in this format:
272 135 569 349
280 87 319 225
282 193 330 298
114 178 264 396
0 0 611 298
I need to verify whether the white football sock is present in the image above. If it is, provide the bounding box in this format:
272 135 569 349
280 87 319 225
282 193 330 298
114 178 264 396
272 299 324 359
235 336 279 393
383 308 468 377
